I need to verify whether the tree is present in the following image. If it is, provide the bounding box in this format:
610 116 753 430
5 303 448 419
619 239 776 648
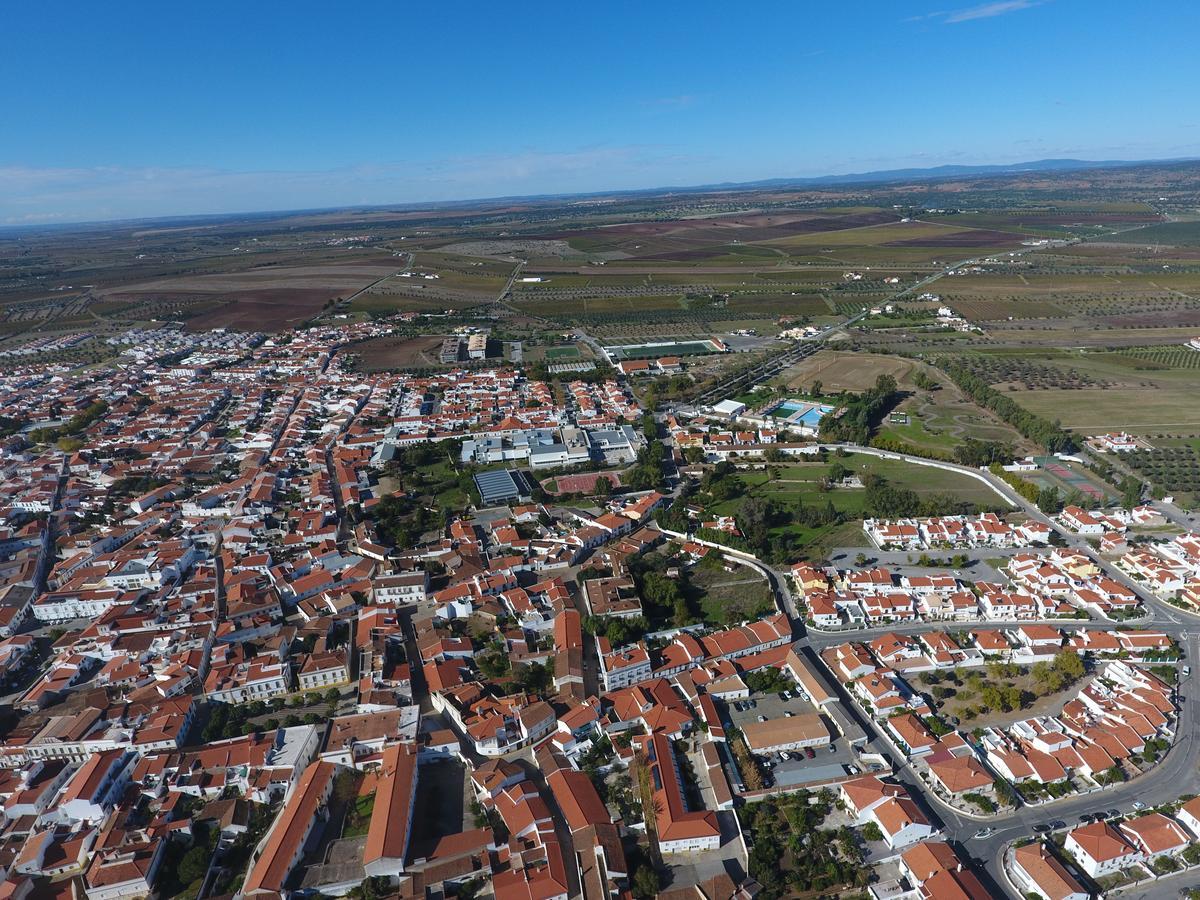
1053 649 1085 682
178 846 209 885
632 865 661 899
913 370 938 391
862 821 883 842
993 778 1018 807
1036 485 1062 514
1120 476 1142 511
349 877 392 900
592 475 612 498
477 648 511 680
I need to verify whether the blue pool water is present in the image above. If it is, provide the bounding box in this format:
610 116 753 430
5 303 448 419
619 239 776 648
797 408 825 426
768 399 834 426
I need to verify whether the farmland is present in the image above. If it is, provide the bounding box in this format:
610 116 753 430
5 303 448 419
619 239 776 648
3 162 1200 454
920 347 1200 440
780 350 923 393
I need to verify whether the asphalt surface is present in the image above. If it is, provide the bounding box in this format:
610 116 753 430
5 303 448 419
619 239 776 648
681 439 1200 897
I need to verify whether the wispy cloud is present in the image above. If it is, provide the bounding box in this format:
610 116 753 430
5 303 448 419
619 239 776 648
908 0 1044 24
945 0 1042 23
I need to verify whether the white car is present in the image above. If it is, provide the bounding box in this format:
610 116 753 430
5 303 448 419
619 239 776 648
1132 801 1146 811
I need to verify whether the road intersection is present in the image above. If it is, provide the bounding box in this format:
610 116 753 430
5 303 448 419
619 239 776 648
669 438 1200 896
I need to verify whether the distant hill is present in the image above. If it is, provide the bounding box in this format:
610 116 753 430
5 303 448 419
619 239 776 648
7 156 1198 233
665 158 1200 192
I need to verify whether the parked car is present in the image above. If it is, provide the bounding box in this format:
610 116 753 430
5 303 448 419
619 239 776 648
1033 824 1050 834
805 747 815 759
1132 800 1146 811
758 715 767 722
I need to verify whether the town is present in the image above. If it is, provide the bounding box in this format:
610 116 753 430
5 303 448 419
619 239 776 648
0 293 1198 900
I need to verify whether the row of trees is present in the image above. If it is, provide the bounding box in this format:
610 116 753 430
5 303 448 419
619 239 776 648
934 360 1077 453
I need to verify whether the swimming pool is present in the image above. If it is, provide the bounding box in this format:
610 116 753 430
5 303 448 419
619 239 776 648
766 398 835 428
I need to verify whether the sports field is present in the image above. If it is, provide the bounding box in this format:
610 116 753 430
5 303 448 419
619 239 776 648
604 339 722 360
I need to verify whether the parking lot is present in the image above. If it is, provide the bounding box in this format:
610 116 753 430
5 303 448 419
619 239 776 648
722 690 861 788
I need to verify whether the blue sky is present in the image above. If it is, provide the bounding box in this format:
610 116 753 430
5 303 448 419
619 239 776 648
3 0 1198 224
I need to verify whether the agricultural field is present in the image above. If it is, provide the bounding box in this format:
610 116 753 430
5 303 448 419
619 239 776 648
931 347 1200 439
1124 445 1200 507
1114 346 1200 369
939 352 1112 390
88 259 405 331
780 350 922 393
348 334 451 372
352 250 515 315
1106 220 1200 246
1014 388 1200 435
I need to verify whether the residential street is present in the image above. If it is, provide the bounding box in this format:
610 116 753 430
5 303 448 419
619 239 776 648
678 434 1200 897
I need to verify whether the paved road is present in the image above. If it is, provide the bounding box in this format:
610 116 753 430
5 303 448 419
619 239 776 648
658 434 1200 896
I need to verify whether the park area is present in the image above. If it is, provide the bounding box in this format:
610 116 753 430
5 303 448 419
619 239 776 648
684 453 1006 560
707 456 1003 520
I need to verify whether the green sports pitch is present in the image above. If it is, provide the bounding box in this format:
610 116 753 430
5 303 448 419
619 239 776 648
604 339 724 360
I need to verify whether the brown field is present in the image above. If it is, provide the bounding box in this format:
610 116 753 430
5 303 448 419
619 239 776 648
781 350 920 392
349 334 449 371
185 290 339 331
98 260 402 331
949 298 1068 320
885 228 1027 248
537 209 901 255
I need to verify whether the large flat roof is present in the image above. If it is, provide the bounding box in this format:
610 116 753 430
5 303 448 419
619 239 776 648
474 469 525 506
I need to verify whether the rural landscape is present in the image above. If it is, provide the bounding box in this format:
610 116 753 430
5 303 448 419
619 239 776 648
6 0 1200 898
4 158 1200 900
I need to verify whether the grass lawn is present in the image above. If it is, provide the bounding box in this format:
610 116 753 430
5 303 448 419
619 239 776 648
342 791 375 838
713 456 1002 517
1015 388 1200 435
687 561 776 624
876 414 962 455
705 456 1003 558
